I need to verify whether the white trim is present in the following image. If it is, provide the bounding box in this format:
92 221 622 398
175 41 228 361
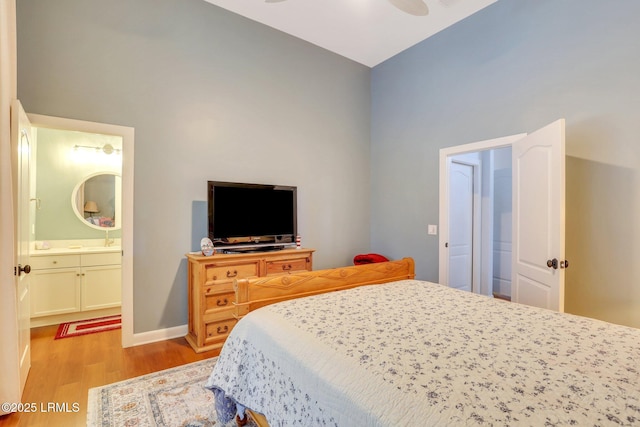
26 114 135 348
479 150 494 296
438 133 526 287
29 307 120 328
132 324 189 347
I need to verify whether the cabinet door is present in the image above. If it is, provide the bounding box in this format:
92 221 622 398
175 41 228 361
30 268 81 317
81 265 122 311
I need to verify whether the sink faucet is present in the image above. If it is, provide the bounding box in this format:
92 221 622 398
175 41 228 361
105 230 114 247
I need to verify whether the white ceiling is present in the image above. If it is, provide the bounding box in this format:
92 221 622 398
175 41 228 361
202 0 497 67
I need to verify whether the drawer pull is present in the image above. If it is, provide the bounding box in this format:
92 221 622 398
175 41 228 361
226 270 238 278
53 261 58 264
216 298 228 307
282 264 292 271
217 325 229 334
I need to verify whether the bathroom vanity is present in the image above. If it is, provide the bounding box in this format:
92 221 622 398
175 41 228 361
29 164 124 327
30 246 121 327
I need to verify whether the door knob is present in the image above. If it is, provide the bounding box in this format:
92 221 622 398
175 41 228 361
15 264 31 276
546 258 558 269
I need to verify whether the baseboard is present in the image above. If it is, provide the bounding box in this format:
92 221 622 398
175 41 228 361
31 307 121 328
492 292 512 302
131 324 188 347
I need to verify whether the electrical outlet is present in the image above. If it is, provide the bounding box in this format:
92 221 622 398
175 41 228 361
428 224 438 235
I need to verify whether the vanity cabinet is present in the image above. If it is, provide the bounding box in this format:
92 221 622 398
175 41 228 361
30 251 121 319
81 252 122 311
30 254 82 317
185 248 314 353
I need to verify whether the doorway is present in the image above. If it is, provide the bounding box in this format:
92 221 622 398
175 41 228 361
439 134 524 298
446 147 513 298
26 114 134 347
438 120 566 312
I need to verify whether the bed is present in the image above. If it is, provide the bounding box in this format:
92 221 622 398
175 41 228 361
205 258 640 426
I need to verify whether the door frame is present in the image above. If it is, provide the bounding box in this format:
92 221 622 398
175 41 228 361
439 133 526 291
27 114 135 347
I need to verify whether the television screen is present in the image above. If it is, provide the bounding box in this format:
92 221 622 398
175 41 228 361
208 181 297 249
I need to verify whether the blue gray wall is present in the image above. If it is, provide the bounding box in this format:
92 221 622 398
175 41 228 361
17 0 640 331
371 0 640 328
17 0 371 333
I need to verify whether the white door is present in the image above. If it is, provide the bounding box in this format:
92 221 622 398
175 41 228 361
448 161 475 292
11 100 33 394
512 119 565 311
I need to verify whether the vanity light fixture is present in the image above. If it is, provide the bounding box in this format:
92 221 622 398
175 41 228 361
74 143 121 155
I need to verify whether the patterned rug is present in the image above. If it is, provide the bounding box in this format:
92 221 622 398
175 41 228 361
55 314 121 339
87 357 256 426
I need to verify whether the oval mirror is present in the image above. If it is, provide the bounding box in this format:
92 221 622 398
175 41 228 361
71 172 122 231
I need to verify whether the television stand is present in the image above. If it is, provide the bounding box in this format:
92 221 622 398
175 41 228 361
185 248 314 353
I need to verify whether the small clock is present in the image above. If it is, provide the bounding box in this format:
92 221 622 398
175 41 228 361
200 237 215 256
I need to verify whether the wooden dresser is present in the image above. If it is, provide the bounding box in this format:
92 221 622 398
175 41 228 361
185 248 314 353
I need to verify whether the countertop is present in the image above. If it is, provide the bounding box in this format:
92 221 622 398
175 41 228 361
30 246 121 256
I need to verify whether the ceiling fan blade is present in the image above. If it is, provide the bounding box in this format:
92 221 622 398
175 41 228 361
387 0 429 16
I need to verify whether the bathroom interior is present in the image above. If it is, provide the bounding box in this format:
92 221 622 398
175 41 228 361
29 125 123 328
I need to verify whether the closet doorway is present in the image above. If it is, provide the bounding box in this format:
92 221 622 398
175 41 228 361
27 114 134 347
442 141 516 298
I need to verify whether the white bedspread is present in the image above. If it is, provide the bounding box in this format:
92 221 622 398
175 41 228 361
206 280 640 426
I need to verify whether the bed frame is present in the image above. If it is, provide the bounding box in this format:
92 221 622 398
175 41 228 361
234 257 415 320
231 257 415 427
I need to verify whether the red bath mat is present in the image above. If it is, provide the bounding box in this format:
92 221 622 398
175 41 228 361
55 315 121 339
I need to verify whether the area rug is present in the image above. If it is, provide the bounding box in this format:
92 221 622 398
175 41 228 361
87 357 256 427
55 314 121 339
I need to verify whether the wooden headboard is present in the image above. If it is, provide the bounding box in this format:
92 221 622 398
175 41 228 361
233 257 415 320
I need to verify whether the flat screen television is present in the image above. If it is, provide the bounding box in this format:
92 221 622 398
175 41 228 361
207 181 297 251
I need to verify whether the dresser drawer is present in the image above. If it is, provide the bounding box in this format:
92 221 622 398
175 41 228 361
266 257 310 275
30 254 80 270
204 262 258 282
81 252 121 266
204 290 235 314
204 318 236 345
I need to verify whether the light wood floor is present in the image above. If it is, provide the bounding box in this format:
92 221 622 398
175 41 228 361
0 325 218 427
